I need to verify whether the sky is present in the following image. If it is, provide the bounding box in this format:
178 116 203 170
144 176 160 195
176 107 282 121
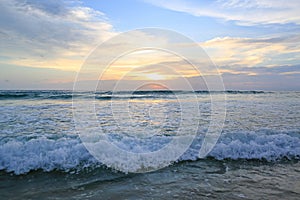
0 0 300 90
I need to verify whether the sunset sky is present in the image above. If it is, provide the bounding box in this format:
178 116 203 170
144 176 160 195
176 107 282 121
1 0 300 90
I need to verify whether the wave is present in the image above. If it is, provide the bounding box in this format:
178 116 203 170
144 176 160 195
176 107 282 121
0 91 73 100
0 91 87 100
0 90 271 101
181 129 300 162
131 90 175 95
0 92 38 99
195 90 267 94
98 90 268 95
0 136 97 175
0 129 299 175
94 95 173 100
223 90 266 94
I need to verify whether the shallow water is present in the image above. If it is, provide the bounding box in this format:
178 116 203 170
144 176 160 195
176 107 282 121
1 160 299 199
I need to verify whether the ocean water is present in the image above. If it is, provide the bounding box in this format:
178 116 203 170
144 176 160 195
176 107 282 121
0 90 299 199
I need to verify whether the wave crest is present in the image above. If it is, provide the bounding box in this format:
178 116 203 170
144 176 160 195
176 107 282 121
0 129 299 175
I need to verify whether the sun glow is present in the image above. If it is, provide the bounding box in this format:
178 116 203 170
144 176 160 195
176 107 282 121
144 73 165 80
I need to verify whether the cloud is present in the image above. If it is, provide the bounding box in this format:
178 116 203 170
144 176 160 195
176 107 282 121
100 49 195 80
81 33 300 83
1 0 299 90
200 35 300 69
0 63 76 90
221 69 300 90
198 34 300 90
221 64 300 76
0 0 116 71
144 0 300 25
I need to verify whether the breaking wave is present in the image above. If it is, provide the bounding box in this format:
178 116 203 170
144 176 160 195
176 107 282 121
0 129 299 175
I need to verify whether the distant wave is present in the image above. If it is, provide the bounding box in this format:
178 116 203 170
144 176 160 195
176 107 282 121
222 90 266 94
0 92 42 99
95 95 172 100
131 90 175 95
0 93 30 99
100 90 268 95
194 90 267 94
0 90 270 100
0 129 299 175
0 91 74 100
0 91 83 100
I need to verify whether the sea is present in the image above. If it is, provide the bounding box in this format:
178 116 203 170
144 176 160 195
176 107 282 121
0 90 299 199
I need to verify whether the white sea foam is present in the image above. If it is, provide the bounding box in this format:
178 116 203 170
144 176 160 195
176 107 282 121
0 136 97 174
0 130 299 175
181 130 300 161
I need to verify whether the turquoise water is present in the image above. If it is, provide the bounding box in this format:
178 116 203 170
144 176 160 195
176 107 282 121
0 91 299 199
